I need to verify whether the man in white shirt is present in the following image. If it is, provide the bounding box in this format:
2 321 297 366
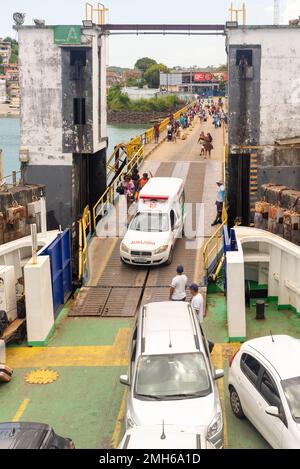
212 180 225 226
169 265 188 301
190 284 205 323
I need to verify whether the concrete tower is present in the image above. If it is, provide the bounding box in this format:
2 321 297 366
15 23 108 237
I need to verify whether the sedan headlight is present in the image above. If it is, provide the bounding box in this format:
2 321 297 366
207 412 223 439
121 242 129 254
154 245 169 255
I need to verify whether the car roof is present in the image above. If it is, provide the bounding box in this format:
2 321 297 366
139 177 184 200
121 426 214 449
142 302 200 355
0 422 50 449
243 335 300 380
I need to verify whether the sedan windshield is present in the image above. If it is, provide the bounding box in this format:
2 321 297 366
135 353 211 400
282 376 300 423
130 213 169 233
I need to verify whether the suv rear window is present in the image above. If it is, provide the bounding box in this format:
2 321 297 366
241 353 261 387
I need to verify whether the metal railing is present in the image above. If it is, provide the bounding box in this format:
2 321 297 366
203 203 228 284
203 214 227 286
86 2 108 25
106 143 127 183
106 102 193 180
92 145 145 230
78 205 92 281
92 103 193 228
0 170 22 187
202 129 229 285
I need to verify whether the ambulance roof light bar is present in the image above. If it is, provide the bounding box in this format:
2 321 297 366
139 195 169 201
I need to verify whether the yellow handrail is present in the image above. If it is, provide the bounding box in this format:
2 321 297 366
93 101 195 231
126 135 142 158
105 102 194 181
93 145 145 229
78 219 83 280
203 210 228 285
106 143 127 183
78 205 92 281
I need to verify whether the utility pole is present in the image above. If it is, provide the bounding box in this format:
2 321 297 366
274 0 280 25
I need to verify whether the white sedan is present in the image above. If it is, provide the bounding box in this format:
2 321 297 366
228 335 300 449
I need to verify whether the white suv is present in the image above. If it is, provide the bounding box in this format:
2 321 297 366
229 335 300 449
118 426 216 449
120 301 224 449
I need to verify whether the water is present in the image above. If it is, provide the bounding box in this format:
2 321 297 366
107 123 149 156
0 119 149 176
0 118 20 177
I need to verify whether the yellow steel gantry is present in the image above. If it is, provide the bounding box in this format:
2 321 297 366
229 2 247 26
86 2 109 25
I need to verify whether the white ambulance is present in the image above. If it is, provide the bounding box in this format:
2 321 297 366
120 177 185 266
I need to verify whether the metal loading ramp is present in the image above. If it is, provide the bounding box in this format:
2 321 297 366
70 161 209 317
69 286 143 318
96 240 148 288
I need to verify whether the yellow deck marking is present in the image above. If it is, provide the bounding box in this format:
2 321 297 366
95 237 119 285
6 329 130 369
112 389 128 448
12 399 30 422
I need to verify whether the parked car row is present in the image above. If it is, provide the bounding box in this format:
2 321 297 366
119 297 300 449
119 301 224 449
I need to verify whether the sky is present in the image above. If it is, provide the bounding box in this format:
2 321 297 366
1 1 300 68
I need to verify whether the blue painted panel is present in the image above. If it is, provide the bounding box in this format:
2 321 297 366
39 229 72 316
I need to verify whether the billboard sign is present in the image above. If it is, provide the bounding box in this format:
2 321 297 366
193 72 227 82
54 26 81 45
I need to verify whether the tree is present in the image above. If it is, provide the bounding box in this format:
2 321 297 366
0 56 3 75
107 84 131 111
219 81 226 92
135 57 157 74
215 64 227 72
126 77 139 87
12 43 19 56
9 54 18 64
144 64 169 89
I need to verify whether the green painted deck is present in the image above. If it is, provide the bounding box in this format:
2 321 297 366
1 292 299 448
0 314 132 449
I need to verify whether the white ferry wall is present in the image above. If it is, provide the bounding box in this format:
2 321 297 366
226 226 300 342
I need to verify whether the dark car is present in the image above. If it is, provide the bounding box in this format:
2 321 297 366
0 422 75 449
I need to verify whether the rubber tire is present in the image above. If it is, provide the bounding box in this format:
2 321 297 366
166 247 174 266
230 386 245 419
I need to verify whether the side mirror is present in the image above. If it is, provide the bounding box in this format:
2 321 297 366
265 406 280 418
214 369 224 381
120 374 130 386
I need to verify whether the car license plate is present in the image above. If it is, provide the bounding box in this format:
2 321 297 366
134 257 148 263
